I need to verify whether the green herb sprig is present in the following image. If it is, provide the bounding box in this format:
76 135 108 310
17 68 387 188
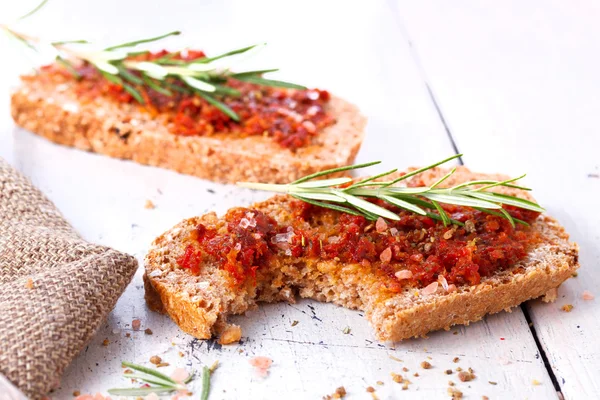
107 361 195 397
2 0 305 121
238 154 544 227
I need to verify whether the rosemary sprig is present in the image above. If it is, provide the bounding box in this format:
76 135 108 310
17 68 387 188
238 154 544 227
107 361 206 397
2 0 305 121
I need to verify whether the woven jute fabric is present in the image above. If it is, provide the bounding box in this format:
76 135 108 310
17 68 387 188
0 159 138 399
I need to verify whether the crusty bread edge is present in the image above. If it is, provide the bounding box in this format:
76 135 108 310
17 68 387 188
10 80 366 183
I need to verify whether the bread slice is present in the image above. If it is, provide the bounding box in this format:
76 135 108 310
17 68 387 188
143 166 579 342
10 73 366 184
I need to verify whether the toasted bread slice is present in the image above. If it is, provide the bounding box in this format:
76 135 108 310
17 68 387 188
10 74 366 184
143 167 579 342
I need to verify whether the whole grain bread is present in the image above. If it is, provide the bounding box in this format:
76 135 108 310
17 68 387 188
10 73 366 184
143 167 579 342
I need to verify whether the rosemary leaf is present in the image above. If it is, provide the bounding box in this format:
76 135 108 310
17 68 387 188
292 192 346 203
121 361 177 385
123 83 145 104
290 195 364 217
231 69 279 78
55 56 81 79
292 161 381 184
466 192 545 212
17 0 48 20
236 76 306 90
51 39 89 46
122 372 175 387
142 76 173 96
116 65 143 85
336 192 400 221
108 387 176 396
105 31 181 51
194 43 264 64
348 168 398 189
380 195 426 216
383 154 462 187
201 366 211 400
422 193 502 209
431 200 451 227
195 91 240 121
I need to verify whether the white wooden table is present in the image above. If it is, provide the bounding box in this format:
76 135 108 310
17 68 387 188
1 1 598 399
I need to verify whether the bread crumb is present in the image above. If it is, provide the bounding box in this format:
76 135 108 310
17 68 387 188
101 338 109 346
458 371 475 382
150 355 162 365
413 373 419 377
488 381 497 385
25 278 34 289
179 351 185 357
156 362 170 368
453 357 460 363
376 381 384 386
144 328 153 335
125 332 131 338
420 361 432 369
291 320 299 326
388 355 402 362
482 396 490 400
542 287 558 303
456 367 463 372
532 379 541 386
72 390 80 397
572 272 578 277
582 290 595 300
145 200 155 209
366 386 375 393
132 319 141 331
561 304 574 312
391 373 403 383
323 386 347 399
219 325 242 344
445 369 453 375
342 326 351 334
448 381 455 386
447 387 463 399
402 380 411 390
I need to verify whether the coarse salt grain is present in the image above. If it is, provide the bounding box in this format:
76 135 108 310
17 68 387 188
170 368 189 383
376 217 388 233
395 270 413 280
380 247 392 263
422 282 439 295
582 290 595 300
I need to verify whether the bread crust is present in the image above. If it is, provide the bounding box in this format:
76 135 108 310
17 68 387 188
10 75 366 183
144 167 579 342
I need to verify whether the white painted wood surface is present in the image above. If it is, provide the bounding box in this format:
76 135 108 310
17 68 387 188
0 0 595 399
394 1 600 398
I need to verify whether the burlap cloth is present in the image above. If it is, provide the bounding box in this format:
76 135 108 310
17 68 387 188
0 159 138 399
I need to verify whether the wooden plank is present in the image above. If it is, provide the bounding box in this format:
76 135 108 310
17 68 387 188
394 0 600 397
1 0 556 398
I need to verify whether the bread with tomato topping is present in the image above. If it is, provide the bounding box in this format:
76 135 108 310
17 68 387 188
143 167 579 342
10 69 366 184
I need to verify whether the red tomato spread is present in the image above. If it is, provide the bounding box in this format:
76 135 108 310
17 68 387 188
177 200 540 291
41 50 335 150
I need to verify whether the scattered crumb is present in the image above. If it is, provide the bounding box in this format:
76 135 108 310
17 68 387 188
561 304 574 312
420 361 432 369
101 338 109 347
427 356 432 360
125 332 131 338
366 386 375 393
453 331 458 335
123 369 133 374
144 328 153 335
582 290 595 300
391 373 403 383
291 320 299 326
249 356 273 377
342 326 351 334
453 357 460 363
456 367 463 372
388 355 402 362
156 362 170 368
448 381 455 386
402 381 410 390
170 368 189 384
572 272 579 277
458 371 475 382
532 379 541 386
144 200 155 209
402 367 409 372
72 390 80 397
445 369 453 375
132 319 141 331
542 287 558 303
179 351 184 357
219 325 242 344
489 381 497 385
150 356 162 365
25 278 34 289
448 387 463 399
376 381 384 386
482 396 490 400
323 386 347 399
413 373 419 377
